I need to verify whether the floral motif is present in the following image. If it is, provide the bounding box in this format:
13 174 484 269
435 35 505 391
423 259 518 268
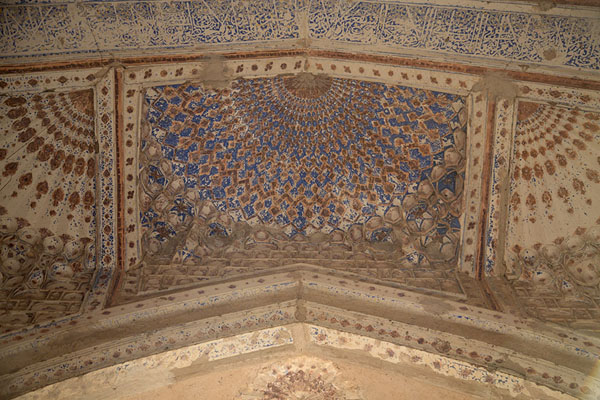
237 357 363 400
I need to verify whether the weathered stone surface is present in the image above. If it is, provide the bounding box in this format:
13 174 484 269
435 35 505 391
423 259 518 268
1 2 600 397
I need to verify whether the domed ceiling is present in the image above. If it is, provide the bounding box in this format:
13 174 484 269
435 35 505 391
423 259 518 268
0 0 600 399
132 75 466 294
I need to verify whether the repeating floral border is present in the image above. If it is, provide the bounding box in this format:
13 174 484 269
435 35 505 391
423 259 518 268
0 268 598 397
308 325 582 398
12 325 295 400
87 69 116 312
485 98 516 275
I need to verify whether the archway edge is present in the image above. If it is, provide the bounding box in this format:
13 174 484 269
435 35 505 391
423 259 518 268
0 265 598 399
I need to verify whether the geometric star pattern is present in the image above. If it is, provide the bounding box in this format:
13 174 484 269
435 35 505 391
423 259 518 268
142 75 464 238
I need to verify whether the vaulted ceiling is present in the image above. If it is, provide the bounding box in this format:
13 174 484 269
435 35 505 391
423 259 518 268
0 0 600 399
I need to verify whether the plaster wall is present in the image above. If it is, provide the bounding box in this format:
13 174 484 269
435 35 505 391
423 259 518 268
1 0 600 399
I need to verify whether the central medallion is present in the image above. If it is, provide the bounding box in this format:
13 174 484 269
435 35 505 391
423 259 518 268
282 72 334 98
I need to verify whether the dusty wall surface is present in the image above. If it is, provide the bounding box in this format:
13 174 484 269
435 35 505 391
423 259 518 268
119 357 498 400
1 271 598 399
1 0 600 399
15 325 575 400
1 54 600 399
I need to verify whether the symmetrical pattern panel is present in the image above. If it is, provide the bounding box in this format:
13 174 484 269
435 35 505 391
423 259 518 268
504 102 600 330
125 75 468 295
0 90 97 332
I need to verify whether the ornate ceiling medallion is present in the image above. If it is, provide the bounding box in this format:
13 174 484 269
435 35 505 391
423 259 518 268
282 73 334 99
134 74 467 293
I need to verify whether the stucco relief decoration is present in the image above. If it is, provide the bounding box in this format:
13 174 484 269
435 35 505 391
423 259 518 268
237 357 363 399
0 0 300 59
1 1 599 72
308 1 600 69
0 90 97 332
504 102 600 326
135 74 467 290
